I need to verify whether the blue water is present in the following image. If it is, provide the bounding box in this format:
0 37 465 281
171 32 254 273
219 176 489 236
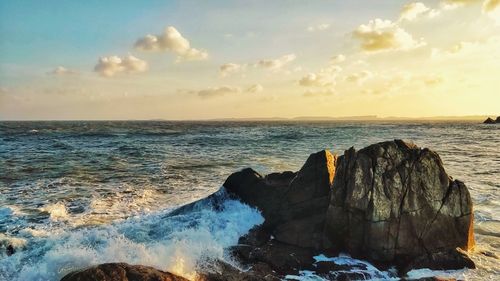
0 121 498 280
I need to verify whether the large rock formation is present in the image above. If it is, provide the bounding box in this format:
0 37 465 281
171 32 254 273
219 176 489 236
60 263 189 281
324 140 475 268
225 140 475 273
60 140 476 281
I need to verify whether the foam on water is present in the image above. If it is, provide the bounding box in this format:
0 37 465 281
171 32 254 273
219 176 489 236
0 188 264 281
40 203 69 222
284 254 399 281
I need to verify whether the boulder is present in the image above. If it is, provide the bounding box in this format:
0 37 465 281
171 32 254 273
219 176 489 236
60 263 188 281
496 116 500 123
483 117 495 124
324 140 475 268
224 150 337 249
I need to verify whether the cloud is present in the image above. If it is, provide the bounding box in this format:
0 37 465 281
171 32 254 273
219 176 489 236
135 26 208 61
399 2 440 21
257 54 297 71
219 63 244 77
483 0 500 11
197 86 241 98
94 54 148 77
299 73 333 87
345 71 373 84
303 89 335 97
49 66 77 75
307 23 331 32
353 19 426 52
330 54 346 64
299 65 342 87
423 75 444 86
483 0 500 24
246 84 263 93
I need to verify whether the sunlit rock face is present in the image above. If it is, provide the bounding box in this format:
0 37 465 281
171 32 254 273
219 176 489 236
60 263 189 281
324 140 475 266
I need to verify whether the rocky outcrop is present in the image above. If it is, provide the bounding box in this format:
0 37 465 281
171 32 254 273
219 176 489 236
483 116 499 124
225 140 475 274
60 263 189 281
324 140 474 269
61 140 476 281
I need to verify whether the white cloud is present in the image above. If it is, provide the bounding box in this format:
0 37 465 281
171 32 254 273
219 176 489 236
399 2 441 21
303 89 335 97
219 63 244 77
330 54 346 64
246 84 264 93
484 0 500 11
307 23 331 32
483 0 500 24
299 65 342 87
257 54 297 71
49 66 77 75
94 55 148 77
345 70 373 84
197 86 241 98
135 26 208 61
353 19 426 52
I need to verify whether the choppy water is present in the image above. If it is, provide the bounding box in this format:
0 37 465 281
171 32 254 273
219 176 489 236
0 121 498 280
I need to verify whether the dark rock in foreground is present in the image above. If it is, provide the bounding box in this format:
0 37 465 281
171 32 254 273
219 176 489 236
61 140 476 281
60 263 189 281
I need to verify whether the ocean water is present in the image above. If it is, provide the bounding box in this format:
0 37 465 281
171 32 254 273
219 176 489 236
0 121 498 281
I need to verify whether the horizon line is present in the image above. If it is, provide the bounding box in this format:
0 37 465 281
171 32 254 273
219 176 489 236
0 115 497 122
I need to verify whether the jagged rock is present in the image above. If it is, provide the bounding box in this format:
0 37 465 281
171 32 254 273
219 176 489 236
60 263 188 281
224 150 336 249
273 150 337 249
223 169 295 227
483 117 496 124
496 116 500 123
324 140 475 268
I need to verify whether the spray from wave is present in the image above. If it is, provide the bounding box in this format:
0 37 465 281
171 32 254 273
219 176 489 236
0 188 264 281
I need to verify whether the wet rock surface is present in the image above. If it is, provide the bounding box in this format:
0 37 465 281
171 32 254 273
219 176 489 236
60 263 189 281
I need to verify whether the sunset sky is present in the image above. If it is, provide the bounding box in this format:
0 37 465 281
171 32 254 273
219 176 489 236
0 0 499 120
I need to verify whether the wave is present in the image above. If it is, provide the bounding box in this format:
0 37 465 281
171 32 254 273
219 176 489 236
0 188 264 281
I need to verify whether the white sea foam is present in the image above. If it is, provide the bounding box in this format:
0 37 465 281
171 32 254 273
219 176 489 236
285 254 396 281
0 189 264 281
40 202 69 222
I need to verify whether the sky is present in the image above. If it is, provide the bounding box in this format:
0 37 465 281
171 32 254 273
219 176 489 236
0 0 499 120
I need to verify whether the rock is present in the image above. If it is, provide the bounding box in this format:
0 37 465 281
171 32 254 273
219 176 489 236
60 263 188 281
401 248 475 274
196 260 279 281
223 169 295 227
497 116 500 123
6 244 14 256
224 150 336 249
324 140 475 269
273 150 337 249
483 117 496 124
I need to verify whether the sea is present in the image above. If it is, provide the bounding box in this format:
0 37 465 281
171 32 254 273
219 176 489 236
0 121 498 281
